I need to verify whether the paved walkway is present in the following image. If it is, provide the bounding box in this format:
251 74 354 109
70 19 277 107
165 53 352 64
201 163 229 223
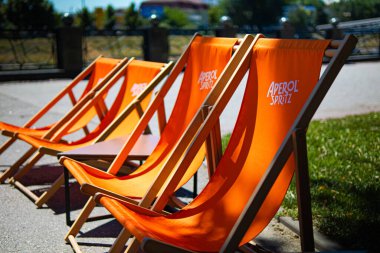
0 61 379 252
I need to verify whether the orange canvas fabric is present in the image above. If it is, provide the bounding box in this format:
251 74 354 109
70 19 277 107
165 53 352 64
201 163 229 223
17 60 164 151
65 57 121 134
99 38 330 252
0 57 120 137
63 36 239 199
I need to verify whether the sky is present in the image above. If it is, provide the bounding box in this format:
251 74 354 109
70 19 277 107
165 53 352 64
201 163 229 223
50 0 336 13
50 0 143 13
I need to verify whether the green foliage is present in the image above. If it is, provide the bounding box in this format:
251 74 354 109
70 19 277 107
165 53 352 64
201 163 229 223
162 7 189 28
221 133 231 153
288 6 313 29
5 0 56 30
330 0 380 21
0 0 6 29
125 2 140 29
220 0 284 28
222 112 380 251
105 5 116 30
283 112 380 251
208 5 224 27
304 0 328 24
78 7 93 29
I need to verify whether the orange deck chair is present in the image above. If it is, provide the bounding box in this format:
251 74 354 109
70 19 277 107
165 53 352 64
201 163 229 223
7 59 172 207
59 34 255 252
0 56 128 182
95 35 357 253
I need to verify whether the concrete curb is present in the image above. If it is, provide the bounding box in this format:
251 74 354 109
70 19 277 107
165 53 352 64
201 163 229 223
278 216 343 252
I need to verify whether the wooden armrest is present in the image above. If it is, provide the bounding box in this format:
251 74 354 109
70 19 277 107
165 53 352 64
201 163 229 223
81 183 139 205
94 192 162 217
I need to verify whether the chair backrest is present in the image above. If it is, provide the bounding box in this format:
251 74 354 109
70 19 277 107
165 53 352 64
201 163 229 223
67 57 121 134
136 36 356 252
196 38 330 249
106 35 241 181
69 60 167 145
50 59 169 143
11 56 121 135
221 35 358 252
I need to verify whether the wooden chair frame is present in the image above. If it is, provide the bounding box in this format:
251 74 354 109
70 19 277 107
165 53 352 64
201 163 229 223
0 56 129 183
8 59 173 208
94 35 357 253
61 33 256 253
0 56 122 153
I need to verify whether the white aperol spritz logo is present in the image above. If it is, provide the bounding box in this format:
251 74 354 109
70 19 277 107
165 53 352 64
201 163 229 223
198 69 218 90
130 83 148 96
267 80 299 106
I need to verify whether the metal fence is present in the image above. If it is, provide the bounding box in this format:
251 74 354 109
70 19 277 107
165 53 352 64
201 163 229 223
81 28 215 63
342 28 380 60
0 30 57 71
0 25 379 72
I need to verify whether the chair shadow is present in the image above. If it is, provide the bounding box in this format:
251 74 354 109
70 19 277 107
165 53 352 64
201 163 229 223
77 219 122 238
311 177 380 252
17 164 89 213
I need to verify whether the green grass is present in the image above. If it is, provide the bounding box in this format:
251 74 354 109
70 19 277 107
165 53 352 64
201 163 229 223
221 112 380 252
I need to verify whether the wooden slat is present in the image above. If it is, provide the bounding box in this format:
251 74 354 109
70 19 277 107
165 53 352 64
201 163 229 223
13 180 39 202
157 98 167 134
293 128 315 252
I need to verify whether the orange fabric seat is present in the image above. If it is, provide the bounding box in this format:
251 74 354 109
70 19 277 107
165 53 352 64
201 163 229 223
99 38 332 252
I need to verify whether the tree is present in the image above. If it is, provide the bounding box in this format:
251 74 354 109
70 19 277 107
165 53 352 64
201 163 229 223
288 6 310 33
208 4 224 27
105 5 116 30
5 0 56 30
78 7 93 29
220 0 284 29
329 0 380 21
125 2 140 29
208 5 224 26
0 0 6 29
162 7 189 28
297 0 328 25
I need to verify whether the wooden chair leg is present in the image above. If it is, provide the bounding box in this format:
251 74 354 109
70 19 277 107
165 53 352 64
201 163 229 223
13 180 39 202
11 151 43 181
124 238 140 253
35 173 65 207
293 129 315 252
64 197 97 241
66 235 83 253
109 228 131 253
0 136 16 155
64 167 72 226
0 147 36 183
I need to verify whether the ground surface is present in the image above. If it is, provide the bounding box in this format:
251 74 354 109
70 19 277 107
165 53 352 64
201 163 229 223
0 60 379 252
